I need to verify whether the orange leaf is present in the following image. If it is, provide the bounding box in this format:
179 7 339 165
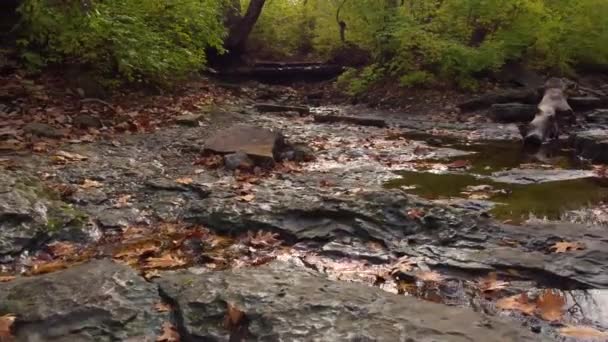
496 293 536 315
239 194 255 202
0 276 16 283
157 322 180 342
246 230 281 248
175 177 193 185
81 179 103 189
0 314 16 340
549 241 586 253
224 303 245 330
536 289 565 321
477 272 509 293
447 159 471 169
559 325 608 339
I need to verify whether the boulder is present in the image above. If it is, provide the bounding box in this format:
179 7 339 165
570 129 608 163
204 124 286 164
490 103 537 123
0 259 168 341
223 151 254 170
254 103 310 115
23 122 63 138
156 261 543 341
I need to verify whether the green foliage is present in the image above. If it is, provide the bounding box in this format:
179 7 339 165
336 64 385 96
18 0 226 85
248 0 608 91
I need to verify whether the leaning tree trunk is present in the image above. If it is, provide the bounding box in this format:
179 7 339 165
225 0 266 58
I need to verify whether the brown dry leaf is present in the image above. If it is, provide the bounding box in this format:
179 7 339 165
407 208 425 220
0 314 16 341
55 150 88 161
113 240 161 259
550 241 586 253
114 194 133 208
47 241 77 258
239 194 255 202
415 271 444 283
143 254 187 269
477 272 509 293
81 179 103 189
496 293 536 315
246 230 281 248
175 177 193 185
558 325 608 339
157 322 180 342
29 260 72 275
0 276 16 283
536 289 565 321
224 303 245 330
144 270 162 280
390 256 416 274
154 302 173 313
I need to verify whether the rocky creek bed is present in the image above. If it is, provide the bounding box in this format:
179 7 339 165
1 82 608 341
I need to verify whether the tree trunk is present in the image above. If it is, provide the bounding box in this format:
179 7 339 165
225 0 266 57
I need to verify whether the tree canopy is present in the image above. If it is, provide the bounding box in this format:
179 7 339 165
9 0 608 89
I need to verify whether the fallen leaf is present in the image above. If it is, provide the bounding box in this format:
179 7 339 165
143 254 187 269
0 276 16 283
550 241 586 253
0 314 16 340
415 271 443 283
113 240 161 259
245 230 281 248
536 289 565 321
239 194 255 202
496 293 536 315
80 179 103 189
113 194 133 208
175 177 193 185
407 208 425 220
154 302 173 312
47 241 77 258
223 303 245 330
144 270 161 280
477 272 509 293
29 260 72 275
558 325 608 339
55 150 88 161
157 322 180 342
390 256 416 274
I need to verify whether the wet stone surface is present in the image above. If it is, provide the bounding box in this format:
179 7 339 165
1 91 608 341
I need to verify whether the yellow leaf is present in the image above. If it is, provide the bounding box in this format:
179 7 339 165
239 194 255 202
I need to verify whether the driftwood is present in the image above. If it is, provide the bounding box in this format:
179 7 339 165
523 78 573 145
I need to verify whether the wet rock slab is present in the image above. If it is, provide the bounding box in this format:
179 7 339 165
489 169 596 184
156 261 544 341
0 259 168 341
204 124 285 162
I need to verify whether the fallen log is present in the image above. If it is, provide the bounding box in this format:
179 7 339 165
458 88 541 112
313 114 387 128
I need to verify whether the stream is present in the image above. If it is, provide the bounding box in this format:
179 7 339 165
1 80 608 341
